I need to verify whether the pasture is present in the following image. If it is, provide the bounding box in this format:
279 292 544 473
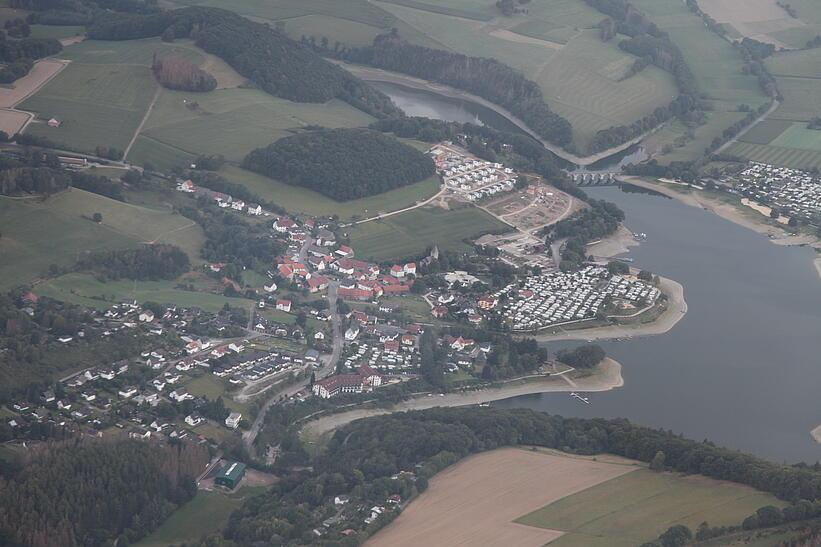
374 0 679 153
135 489 261 547
346 206 511 260
738 119 793 145
137 88 374 163
0 188 203 290
727 142 821 171
37 273 252 313
222 166 441 221
517 467 785 547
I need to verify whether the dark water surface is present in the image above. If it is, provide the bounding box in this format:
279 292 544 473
494 187 821 463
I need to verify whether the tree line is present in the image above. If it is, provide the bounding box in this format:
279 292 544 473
0 153 125 199
76 243 190 281
243 128 435 201
85 6 400 119
0 33 61 83
0 438 209 547
182 406 821 546
318 29 574 149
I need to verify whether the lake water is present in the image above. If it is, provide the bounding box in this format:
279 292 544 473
495 187 821 463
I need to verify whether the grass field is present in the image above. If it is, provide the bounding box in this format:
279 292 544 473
222 166 441 221
728 47 821 169
516 468 785 547
184 374 249 414
346 206 511 260
0 189 204 290
624 0 770 164
136 489 261 547
37 273 253 312
137 88 374 163
373 0 679 153
28 24 84 40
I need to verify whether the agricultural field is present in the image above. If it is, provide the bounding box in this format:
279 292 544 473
135 489 261 547
0 189 204 290
697 0 811 49
727 47 821 169
370 448 785 547
36 273 252 313
628 0 770 164
346 205 511 261
28 24 85 40
137 88 375 163
517 467 785 547
374 0 679 153
222 166 441 221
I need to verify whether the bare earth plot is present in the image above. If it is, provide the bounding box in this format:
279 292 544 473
0 59 67 135
367 448 638 547
698 0 806 48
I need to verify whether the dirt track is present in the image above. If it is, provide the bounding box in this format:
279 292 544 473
367 448 638 547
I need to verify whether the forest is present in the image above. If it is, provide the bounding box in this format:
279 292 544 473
85 7 400 119
547 200 625 270
183 407 821 546
76 244 190 281
243 129 435 201
327 31 574 149
0 438 209 547
556 344 606 368
0 35 61 83
151 53 216 92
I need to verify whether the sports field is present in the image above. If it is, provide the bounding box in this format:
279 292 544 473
517 467 784 547
222 166 441 221
137 88 375 163
370 448 785 547
0 189 204 290
346 206 511 260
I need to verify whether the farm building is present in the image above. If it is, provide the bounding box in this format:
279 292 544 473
214 461 246 490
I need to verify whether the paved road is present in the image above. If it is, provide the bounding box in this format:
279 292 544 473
715 99 781 155
242 281 344 455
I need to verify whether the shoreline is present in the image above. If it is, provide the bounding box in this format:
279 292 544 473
335 61 650 167
529 275 687 342
622 177 821 281
301 358 624 439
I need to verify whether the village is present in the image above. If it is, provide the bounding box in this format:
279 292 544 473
429 142 519 202
722 162 821 223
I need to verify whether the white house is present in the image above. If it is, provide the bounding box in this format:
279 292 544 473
225 412 242 429
185 413 204 427
276 299 292 313
139 310 155 323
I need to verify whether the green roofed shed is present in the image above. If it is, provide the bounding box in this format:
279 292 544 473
214 461 246 489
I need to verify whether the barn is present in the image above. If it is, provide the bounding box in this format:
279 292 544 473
214 461 246 490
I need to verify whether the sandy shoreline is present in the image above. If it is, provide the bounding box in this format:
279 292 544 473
529 276 686 342
622 177 821 281
301 358 624 439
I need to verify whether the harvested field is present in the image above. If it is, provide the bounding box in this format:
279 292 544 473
698 0 804 47
0 109 30 136
0 59 67 108
368 448 638 547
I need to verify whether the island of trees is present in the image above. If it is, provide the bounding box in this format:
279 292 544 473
76 244 190 281
0 33 62 83
85 6 400 119
151 53 216 92
243 128 436 201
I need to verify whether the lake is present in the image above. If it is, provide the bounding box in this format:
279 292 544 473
495 187 821 463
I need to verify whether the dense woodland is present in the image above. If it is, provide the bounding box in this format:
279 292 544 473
556 344 606 368
0 154 124 199
85 7 400 119
0 438 209 547
151 53 216 92
0 34 61 83
184 407 821 545
76 244 190 281
546 200 625 270
326 31 574 149
243 129 435 201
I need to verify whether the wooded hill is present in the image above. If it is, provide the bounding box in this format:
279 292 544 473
243 129 435 201
76 244 190 281
0 438 209 547
85 6 401 119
